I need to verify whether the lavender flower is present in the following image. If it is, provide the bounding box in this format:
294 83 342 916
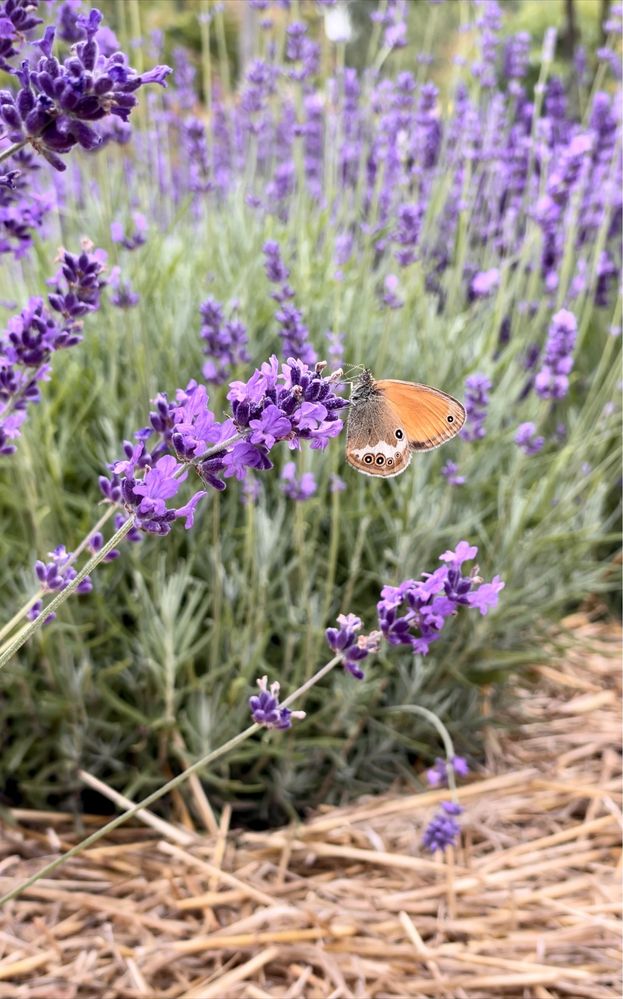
460 374 491 442
371 0 408 51
281 461 317 501
441 461 465 486
35 545 92 594
0 9 171 171
472 0 502 89
394 203 423 267
275 303 317 366
325 613 382 680
535 135 593 290
0 0 42 72
56 1 84 45
377 542 504 656
422 801 463 852
534 309 577 400
249 676 305 730
469 268 500 300
263 240 295 304
515 421 544 455
263 239 290 285
102 358 347 536
199 297 249 385
28 543 93 623
285 21 319 82
109 266 139 308
1 243 107 455
48 244 108 322
382 274 404 309
426 756 470 787
110 211 147 250
503 31 530 93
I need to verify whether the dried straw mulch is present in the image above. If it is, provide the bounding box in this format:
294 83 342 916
0 614 621 998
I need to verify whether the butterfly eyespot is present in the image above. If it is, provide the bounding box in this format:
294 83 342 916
376 455 385 465
447 415 454 423
395 429 404 439
387 458 393 466
364 454 373 464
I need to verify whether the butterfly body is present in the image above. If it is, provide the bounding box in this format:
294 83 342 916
346 369 465 478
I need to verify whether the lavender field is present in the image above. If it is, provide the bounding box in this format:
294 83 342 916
0 0 620 838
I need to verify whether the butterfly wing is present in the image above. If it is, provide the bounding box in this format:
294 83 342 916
345 438 412 476
375 380 466 451
345 390 412 477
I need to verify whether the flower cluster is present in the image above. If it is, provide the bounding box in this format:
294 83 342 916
199 296 249 384
515 421 544 455
262 241 317 364
249 675 306 730
426 755 469 787
325 613 382 679
100 357 347 536
534 309 577 400
0 0 42 72
109 266 139 309
0 243 107 455
422 801 464 852
280 461 316 501
111 212 147 250
0 9 171 171
28 544 93 623
371 0 408 51
460 374 491 442
323 543 503 680
376 542 504 656
0 6 164 259
469 268 500 300
382 274 404 310
422 756 471 852
441 460 465 486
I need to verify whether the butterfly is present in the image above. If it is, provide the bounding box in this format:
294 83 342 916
345 369 466 477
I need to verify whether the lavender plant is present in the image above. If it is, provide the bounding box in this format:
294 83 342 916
0 0 620 820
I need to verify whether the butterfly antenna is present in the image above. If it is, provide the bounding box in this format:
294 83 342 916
341 362 366 384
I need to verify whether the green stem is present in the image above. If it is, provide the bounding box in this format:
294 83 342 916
0 518 134 670
0 141 27 165
0 506 115 647
0 653 342 907
200 1 213 165
387 702 459 797
214 2 231 95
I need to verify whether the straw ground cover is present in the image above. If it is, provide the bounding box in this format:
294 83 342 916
0 613 619 997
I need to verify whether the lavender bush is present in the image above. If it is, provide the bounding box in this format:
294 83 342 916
0 0 620 821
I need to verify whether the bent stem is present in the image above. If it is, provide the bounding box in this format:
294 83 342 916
0 653 343 907
387 702 459 796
